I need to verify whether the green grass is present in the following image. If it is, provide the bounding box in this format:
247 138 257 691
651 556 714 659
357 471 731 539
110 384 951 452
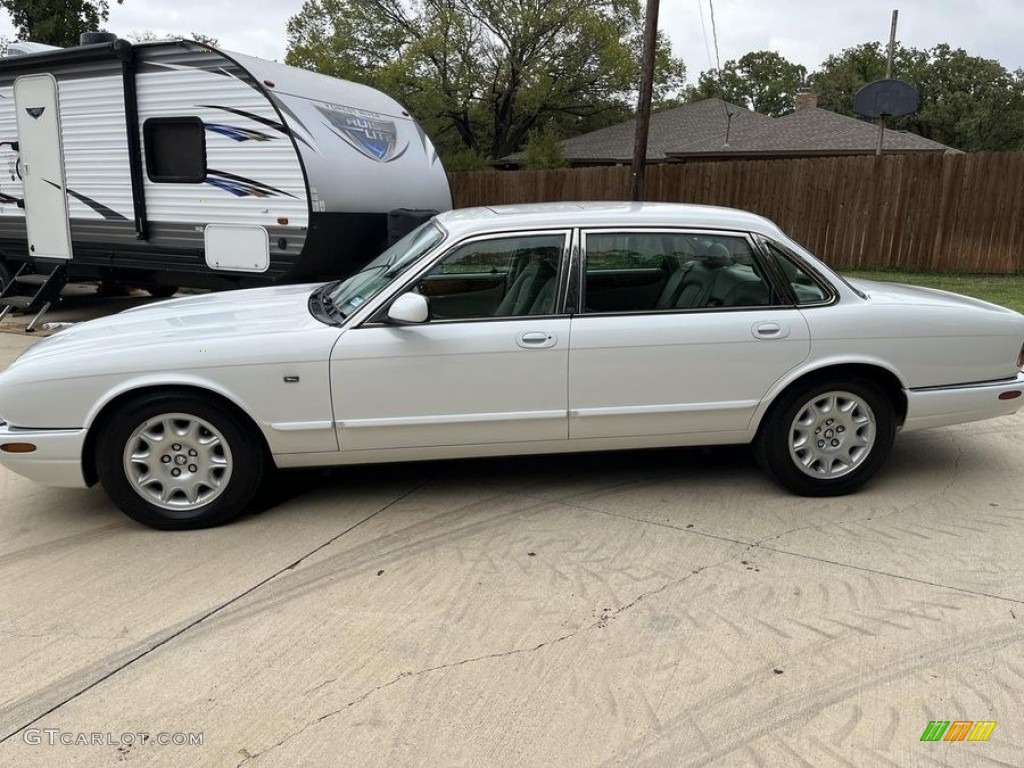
842 270 1024 314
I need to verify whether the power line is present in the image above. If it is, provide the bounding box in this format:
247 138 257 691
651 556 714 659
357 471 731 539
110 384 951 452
696 0 714 71
708 0 723 73
705 0 733 145
696 0 733 146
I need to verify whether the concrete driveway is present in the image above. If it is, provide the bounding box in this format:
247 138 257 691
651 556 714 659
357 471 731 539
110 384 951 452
0 327 1022 767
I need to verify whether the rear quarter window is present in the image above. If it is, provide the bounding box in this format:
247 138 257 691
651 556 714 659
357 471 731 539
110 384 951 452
762 241 834 305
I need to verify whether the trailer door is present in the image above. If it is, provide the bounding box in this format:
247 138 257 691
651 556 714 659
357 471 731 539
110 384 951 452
14 74 72 260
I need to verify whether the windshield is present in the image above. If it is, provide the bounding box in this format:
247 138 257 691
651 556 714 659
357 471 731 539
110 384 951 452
328 221 445 317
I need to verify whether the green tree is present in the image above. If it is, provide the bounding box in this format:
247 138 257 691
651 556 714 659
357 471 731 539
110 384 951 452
285 0 685 161
521 124 570 169
688 50 807 116
811 42 1024 151
0 0 124 48
442 148 492 172
914 44 1024 151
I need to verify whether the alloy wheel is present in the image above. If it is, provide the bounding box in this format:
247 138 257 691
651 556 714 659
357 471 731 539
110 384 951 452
788 390 876 479
122 413 233 512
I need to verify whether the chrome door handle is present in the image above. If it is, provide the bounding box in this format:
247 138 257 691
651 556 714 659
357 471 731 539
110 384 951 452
517 330 556 348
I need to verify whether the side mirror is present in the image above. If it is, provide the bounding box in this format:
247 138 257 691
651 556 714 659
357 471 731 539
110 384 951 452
387 292 429 324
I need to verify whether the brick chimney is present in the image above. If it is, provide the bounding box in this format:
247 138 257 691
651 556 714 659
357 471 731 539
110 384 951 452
795 90 818 111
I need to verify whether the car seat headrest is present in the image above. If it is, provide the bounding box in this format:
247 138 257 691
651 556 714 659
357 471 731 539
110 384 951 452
704 242 734 267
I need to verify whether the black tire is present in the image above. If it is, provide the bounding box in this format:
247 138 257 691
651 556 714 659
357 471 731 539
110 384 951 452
754 378 896 496
95 391 265 529
95 282 131 297
145 285 179 299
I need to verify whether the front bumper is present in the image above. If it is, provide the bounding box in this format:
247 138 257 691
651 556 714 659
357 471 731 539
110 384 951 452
0 421 89 488
903 372 1024 432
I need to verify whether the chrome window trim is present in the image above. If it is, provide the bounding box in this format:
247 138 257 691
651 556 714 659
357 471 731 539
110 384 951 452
754 235 839 308
356 228 574 328
577 227 790 316
562 227 582 315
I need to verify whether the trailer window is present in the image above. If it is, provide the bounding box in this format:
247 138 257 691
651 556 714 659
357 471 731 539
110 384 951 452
144 117 206 183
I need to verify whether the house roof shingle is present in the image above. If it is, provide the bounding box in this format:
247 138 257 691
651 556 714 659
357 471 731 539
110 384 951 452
673 106 956 158
500 99 957 165
504 98 771 164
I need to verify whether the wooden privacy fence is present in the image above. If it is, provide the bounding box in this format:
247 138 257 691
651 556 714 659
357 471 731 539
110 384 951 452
449 152 1024 273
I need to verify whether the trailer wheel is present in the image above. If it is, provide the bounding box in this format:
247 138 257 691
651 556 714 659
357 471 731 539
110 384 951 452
145 286 179 299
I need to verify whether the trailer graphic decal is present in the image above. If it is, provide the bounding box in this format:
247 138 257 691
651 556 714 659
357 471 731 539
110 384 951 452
198 105 286 135
25 107 44 120
198 105 314 151
205 169 297 199
204 123 273 142
316 105 407 163
43 180 128 221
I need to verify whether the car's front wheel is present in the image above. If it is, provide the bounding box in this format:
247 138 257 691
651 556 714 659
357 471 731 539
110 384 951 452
755 379 896 496
95 392 265 529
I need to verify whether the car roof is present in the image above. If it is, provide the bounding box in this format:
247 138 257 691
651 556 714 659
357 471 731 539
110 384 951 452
434 202 786 239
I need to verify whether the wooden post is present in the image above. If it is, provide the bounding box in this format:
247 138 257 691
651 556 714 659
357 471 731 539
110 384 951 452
629 0 661 201
876 9 899 156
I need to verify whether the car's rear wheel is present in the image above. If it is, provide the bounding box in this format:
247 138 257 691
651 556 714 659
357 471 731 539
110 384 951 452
755 379 895 496
96 392 265 529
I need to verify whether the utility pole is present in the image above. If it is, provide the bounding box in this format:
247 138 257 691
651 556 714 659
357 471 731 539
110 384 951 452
876 9 899 156
629 0 661 201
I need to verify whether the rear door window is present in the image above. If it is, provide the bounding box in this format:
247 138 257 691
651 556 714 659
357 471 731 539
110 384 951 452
582 231 777 312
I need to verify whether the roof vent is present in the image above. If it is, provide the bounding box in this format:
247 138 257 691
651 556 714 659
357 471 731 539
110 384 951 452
79 31 118 46
5 41 64 57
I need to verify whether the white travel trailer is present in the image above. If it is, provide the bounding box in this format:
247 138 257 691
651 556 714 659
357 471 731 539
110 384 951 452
0 34 451 326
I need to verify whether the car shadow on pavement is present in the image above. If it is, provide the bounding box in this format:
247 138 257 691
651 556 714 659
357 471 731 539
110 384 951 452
242 444 760 521
242 431 979 525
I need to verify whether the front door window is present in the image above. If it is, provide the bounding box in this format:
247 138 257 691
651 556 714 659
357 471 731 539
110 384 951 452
414 234 565 320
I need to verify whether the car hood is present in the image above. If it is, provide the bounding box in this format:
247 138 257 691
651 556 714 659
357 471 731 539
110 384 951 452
846 278 1020 315
10 284 326 369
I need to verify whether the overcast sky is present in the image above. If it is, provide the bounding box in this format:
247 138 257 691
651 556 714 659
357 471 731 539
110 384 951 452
0 0 1022 79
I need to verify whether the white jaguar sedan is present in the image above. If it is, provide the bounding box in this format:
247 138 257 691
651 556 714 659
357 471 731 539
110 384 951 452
2 202 1023 529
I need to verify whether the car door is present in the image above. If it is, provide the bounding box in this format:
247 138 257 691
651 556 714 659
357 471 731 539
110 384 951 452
568 229 812 440
331 230 572 452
